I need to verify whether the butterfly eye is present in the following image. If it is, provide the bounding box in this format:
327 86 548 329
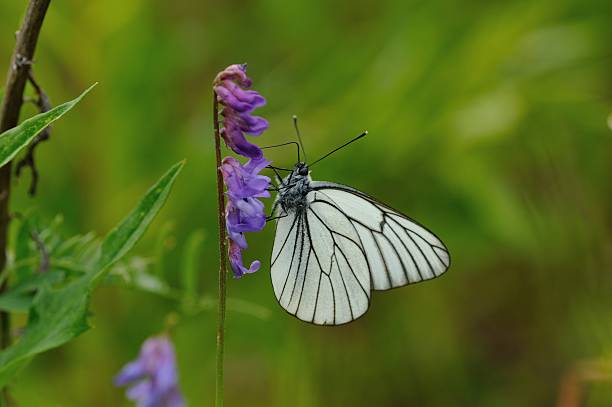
298 167 309 176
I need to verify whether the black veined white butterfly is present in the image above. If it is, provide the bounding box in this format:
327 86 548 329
267 118 451 325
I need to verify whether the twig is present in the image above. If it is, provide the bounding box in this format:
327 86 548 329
213 91 228 407
0 0 51 401
16 69 52 196
0 0 51 339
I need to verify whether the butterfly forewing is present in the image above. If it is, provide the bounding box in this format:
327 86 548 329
271 190 370 325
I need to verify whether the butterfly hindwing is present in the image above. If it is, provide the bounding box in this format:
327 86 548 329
310 182 450 290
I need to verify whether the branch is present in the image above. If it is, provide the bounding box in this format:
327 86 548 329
0 0 51 368
0 0 51 132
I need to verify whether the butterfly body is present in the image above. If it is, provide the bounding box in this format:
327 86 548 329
271 162 450 326
276 163 312 214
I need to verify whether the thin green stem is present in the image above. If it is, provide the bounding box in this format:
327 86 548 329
213 91 228 407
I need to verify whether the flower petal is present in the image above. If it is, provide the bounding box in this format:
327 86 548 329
229 240 261 278
242 114 268 136
222 109 269 136
215 85 258 113
165 388 186 407
213 63 251 87
220 126 263 159
222 80 266 108
215 80 266 113
244 156 271 174
221 156 271 200
226 202 249 249
114 360 146 385
125 380 154 404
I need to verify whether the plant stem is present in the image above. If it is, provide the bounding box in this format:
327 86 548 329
0 0 50 403
0 0 50 357
213 91 228 407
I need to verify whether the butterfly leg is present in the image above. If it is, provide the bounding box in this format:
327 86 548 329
266 201 288 222
266 166 291 187
266 213 289 222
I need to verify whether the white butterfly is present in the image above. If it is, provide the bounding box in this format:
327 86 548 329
269 135 450 325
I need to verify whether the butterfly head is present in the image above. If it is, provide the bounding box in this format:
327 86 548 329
295 162 309 177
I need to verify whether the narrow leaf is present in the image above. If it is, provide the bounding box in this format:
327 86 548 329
0 84 96 167
96 160 184 278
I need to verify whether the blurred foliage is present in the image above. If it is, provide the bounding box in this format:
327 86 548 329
0 160 182 387
0 0 611 405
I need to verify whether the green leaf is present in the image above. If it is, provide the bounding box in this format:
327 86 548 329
96 161 184 277
0 271 65 312
0 293 31 313
0 84 96 168
0 277 92 383
0 161 184 386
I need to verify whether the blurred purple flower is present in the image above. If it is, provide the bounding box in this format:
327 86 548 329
214 64 269 159
114 336 185 407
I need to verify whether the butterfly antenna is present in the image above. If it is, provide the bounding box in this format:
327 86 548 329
262 141 300 163
309 131 368 167
293 115 307 163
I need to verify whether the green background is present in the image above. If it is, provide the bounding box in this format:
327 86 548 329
1 0 612 405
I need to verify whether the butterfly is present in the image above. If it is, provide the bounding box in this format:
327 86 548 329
267 119 451 325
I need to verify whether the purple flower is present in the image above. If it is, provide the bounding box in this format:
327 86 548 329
220 156 270 277
213 63 252 88
220 156 271 200
215 80 265 113
214 64 269 159
114 336 185 407
225 198 266 246
229 239 261 278
215 64 271 278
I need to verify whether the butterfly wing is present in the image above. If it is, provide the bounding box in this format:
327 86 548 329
310 182 450 290
270 191 371 325
270 181 450 325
